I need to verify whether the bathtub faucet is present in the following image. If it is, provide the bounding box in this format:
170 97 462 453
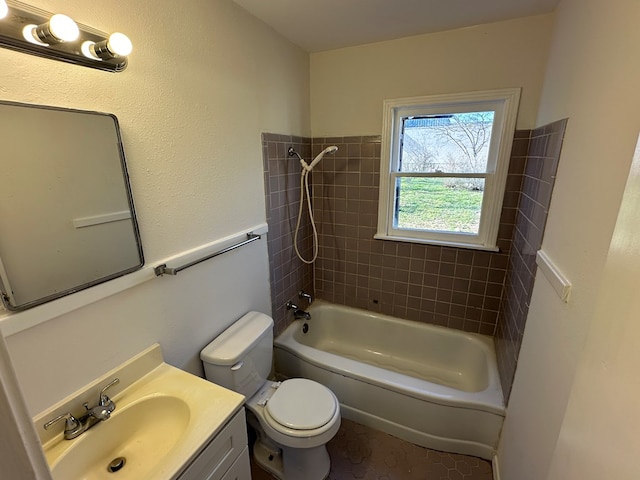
298 290 313 305
286 301 311 320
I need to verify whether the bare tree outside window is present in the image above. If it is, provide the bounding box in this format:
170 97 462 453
395 112 495 233
401 112 494 189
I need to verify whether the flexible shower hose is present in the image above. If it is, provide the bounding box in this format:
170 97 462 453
293 166 318 264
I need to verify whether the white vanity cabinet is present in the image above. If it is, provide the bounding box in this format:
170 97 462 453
36 345 249 480
177 408 250 480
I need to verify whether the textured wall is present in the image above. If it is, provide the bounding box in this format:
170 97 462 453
1 0 309 416
0 0 310 263
310 14 553 136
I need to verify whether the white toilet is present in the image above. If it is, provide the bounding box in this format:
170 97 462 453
200 311 341 480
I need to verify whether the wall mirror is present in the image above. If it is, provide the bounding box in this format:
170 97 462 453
0 100 144 311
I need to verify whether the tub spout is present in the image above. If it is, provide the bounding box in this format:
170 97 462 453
286 301 311 320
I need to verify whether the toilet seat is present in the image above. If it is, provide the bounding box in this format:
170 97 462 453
246 379 341 448
266 378 337 430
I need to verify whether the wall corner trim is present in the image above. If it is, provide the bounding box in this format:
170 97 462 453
536 249 572 302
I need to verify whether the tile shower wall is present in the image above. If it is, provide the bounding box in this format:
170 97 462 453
262 133 314 334
495 119 567 402
310 135 529 335
262 125 563 397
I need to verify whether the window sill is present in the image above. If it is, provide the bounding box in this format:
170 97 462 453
373 233 500 252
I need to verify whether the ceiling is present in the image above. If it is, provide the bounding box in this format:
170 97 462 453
232 0 560 52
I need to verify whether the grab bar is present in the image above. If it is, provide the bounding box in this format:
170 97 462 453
154 232 261 276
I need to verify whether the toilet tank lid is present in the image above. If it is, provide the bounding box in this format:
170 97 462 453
200 311 273 366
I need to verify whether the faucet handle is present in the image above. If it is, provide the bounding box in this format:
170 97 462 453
286 301 298 310
98 378 120 406
43 412 80 434
298 290 313 305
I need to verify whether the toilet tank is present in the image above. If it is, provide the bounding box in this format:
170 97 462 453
200 311 274 398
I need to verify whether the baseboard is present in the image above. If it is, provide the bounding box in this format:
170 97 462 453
493 454 501 480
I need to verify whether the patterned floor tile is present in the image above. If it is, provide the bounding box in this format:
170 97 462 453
250 418 493 480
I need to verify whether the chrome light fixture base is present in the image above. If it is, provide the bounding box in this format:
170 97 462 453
0 0 129 72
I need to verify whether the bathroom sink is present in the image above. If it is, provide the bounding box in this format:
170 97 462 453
39 344 245 480
50 396 190 479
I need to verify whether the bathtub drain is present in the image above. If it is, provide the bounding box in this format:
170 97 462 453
107 457 126 473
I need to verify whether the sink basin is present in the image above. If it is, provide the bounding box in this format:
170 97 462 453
51 396 190 479
38 344 245 480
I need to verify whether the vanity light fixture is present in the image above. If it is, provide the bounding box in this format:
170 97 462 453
0 0 131 72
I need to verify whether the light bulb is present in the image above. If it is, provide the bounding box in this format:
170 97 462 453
28 13 79 45
48 14 79 42
107 33 132 56
88 32 132 60
0 0 8 20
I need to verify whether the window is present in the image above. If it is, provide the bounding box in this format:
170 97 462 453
375 88 520 251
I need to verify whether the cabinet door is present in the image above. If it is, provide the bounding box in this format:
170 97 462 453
178 409 248 480
221 447 250 480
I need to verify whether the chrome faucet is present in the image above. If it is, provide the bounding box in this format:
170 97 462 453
298 290 313 305
286 301 311 320
44 378 119 440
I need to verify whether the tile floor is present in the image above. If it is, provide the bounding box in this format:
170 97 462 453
250 418 493 480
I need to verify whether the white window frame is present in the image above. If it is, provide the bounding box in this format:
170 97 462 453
375 88 521 251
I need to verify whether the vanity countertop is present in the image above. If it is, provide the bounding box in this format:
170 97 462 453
34 344 245 480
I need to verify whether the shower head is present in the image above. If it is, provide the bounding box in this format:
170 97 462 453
306 145 338 171
289 145 338 172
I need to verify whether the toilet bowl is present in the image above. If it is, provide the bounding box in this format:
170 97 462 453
245 379 340 478
200 311 340 480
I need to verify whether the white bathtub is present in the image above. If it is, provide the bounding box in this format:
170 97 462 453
274 301 505 459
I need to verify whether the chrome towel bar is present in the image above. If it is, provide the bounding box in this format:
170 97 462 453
154 232 261 276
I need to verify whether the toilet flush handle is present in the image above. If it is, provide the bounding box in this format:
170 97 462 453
231 361 243 371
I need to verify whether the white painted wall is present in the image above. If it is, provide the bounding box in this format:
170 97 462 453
310 14 553 137
0 334 52 479
497 1 640 479
546 136 640 479
0 0 309 422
